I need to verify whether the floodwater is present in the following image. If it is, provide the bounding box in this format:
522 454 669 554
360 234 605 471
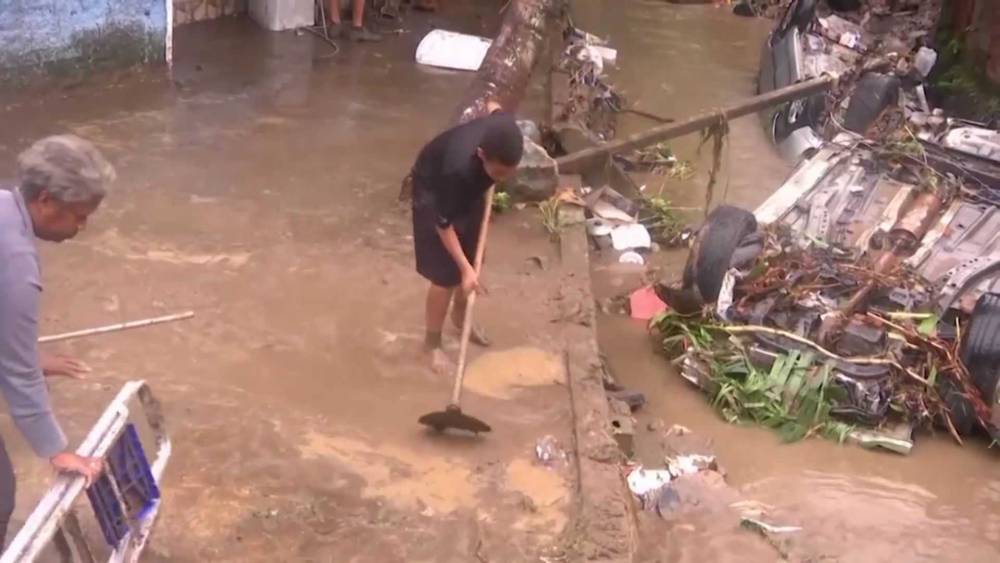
575 2 1000 562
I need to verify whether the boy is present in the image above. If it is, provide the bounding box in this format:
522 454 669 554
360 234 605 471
410 104 524 371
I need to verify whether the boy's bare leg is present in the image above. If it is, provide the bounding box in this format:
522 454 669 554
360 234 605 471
425 283 454 373
452 291 491 347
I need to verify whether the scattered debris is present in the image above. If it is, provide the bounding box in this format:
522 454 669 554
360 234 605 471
610 223 651 251
628 285 668 321
618 250 645 265
535 435 567 465
415 29 492 71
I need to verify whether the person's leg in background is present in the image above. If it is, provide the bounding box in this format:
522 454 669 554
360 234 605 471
0 435 16 550
347 0 383 42
326 0 382 41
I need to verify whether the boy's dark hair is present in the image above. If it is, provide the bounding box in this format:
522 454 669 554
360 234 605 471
479 116 524 166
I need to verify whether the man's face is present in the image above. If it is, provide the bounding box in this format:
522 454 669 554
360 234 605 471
477 148 518 184
31 191 103 242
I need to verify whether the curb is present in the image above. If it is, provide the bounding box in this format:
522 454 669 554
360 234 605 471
558 205 639 562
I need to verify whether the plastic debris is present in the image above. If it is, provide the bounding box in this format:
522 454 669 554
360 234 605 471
848 422 914 455
626 466 673 508
913 46 937 78
629 285 668 321
611 223 652 251
741 517 802 535
586 218 613 237
415 29 492 71
592 200 635 223
535 435 567 465
618 251 645 265
666 454 717 478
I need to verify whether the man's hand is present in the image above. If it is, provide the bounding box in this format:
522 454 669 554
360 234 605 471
41 354 91 379
460 265 480 296
485 100 503 114
50 452 103 487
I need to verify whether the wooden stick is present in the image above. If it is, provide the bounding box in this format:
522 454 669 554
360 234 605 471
450 189 495 406
556 75 837 172
39 312 195 344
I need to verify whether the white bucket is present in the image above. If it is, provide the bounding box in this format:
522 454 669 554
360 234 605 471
416 29 493 72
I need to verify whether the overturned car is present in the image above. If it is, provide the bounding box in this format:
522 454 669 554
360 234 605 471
654 133 1000 452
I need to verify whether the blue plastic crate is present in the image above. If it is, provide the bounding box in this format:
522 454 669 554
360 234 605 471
86 423 161 548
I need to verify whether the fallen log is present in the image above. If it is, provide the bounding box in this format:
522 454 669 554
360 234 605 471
399 0 564 200
556 75 838 173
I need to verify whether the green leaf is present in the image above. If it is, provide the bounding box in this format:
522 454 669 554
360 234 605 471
918 315 939 336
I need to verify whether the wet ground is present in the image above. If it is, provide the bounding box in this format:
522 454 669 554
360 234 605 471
0 5 577 562
575 2 1000 562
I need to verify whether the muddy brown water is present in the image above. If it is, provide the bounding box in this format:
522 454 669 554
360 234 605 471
575 2 1000 562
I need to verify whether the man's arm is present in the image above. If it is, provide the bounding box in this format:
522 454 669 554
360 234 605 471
0 255 67 458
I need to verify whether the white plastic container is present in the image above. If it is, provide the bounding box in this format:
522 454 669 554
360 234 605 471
416 29 493 71
250 0 313 31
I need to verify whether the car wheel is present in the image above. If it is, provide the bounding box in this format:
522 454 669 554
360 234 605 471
775 0 818 40
960 292 1000 397
682 205 759 303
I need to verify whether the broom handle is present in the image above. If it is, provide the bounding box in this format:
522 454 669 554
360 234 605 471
450 187 494 406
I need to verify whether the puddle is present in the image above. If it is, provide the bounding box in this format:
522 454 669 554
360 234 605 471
463 347 564 399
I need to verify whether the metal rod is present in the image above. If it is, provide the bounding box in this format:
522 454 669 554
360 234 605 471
556 75 837 172
39 312 195 344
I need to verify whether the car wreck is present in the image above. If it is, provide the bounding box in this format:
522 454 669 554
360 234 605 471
652 1 1000 454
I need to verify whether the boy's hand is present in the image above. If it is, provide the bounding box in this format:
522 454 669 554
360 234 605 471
461 266 480 296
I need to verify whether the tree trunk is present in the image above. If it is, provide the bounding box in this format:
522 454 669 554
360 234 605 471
399 0 564 200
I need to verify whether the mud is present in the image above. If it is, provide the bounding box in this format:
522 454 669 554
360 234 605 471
0 5 586 562
580 2 1000 562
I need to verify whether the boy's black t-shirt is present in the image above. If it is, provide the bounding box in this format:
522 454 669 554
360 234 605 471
411 112 514 227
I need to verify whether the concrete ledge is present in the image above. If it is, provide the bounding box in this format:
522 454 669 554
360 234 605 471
558 205 639 561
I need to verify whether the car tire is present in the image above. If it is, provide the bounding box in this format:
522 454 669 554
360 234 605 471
843 73 901 134
960 292 1000 398
682 206 759 303
775 0 818 40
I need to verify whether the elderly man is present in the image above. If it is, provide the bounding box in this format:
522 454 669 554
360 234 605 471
0 135 112 547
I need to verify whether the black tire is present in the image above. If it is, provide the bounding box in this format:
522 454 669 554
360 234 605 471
960 293 1000 398
775 0 818 41
843 73 901 134
682 206 758 303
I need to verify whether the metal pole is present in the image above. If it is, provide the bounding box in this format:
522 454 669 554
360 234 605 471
556 75 837 172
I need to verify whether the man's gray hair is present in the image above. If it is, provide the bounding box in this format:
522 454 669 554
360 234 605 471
17 135 115 203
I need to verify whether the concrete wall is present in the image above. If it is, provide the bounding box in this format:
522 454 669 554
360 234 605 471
0 0 168 84
174 0 248 26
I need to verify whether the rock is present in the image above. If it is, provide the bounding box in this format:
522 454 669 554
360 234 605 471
517 119 542 144
608 388 647 411
501 135 558 202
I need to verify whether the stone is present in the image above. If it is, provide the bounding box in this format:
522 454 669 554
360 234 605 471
517 119 542 144
500 136 558 202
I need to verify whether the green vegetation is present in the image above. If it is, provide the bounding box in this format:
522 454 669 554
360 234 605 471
492 190 512 214
652 312 854 443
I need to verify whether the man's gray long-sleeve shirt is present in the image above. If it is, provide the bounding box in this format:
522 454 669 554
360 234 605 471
0 187 67 458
